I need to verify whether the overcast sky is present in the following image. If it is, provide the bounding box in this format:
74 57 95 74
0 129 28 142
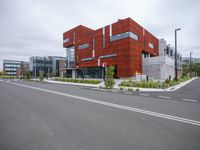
0 0 200 70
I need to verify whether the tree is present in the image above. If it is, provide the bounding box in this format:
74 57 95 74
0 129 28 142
182 61 200 77
193 63 200 76
49 72 54 77
105 66 115 88
0 71 7 77
25 70 31 80
39 71 44 81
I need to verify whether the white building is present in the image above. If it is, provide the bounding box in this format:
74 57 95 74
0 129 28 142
142 38 182 81
143 56 174 81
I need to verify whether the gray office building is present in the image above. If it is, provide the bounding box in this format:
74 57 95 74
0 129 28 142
29 56 65 77
3 60 24 76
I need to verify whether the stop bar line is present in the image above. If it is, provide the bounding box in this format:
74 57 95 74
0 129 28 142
4 81 200 127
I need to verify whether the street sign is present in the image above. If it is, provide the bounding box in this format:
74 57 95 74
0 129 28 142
102 62 107 68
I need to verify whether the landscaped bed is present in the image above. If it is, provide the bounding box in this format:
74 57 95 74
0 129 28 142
119 76 190 89
53 77 101 84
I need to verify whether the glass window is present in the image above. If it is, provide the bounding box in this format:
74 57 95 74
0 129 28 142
77 67 102 78
5 64 20 67
73 32 76 43
109 24 112 36
63 38 70 43
81 57 93 61
110 32 138 42
7 72 16 75
92 37 95 50
99 54 117 59
5 68 16 71
170 50 173 56
102 27 105 48
66 46 75 68
130 32 138 41
79 43 89 50
149 43 154 49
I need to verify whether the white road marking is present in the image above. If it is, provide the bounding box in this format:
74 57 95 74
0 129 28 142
111 90 118 93
139 94 149 96
124 92 132 95
182 98 198 103
2 80 200 127
158 96 171 99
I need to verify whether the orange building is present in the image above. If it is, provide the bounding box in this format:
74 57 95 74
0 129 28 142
63 17 158 78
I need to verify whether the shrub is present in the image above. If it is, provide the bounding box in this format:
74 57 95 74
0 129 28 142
105 79 115 89
128 88 133 91
179 76 190 82
120 81 131 87
136 88 140 91
0 71 7 77
164 82 168 87
120 80 162 89
119 87 124 91
105 66 115 89
165 79 171 84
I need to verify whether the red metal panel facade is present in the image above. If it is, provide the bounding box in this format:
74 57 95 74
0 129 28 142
63 18 158 78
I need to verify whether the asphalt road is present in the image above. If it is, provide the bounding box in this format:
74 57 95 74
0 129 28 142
0 79 200 150
136 77 200 102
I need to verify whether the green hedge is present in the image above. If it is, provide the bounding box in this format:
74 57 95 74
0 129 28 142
54 78 100 84
0 76 16 79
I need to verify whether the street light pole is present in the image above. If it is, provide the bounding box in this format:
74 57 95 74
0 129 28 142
190 52 193 78
34 56 36 79
175 28 181 80
48 68 49 79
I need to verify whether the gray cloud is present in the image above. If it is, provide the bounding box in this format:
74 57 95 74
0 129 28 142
0 0 200 70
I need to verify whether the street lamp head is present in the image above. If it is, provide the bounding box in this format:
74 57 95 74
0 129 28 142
175 28 181 31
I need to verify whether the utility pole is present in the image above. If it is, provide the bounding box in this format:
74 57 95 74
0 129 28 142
190 52 193 78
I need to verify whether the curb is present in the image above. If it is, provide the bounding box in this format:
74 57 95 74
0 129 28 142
166 77 198 91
